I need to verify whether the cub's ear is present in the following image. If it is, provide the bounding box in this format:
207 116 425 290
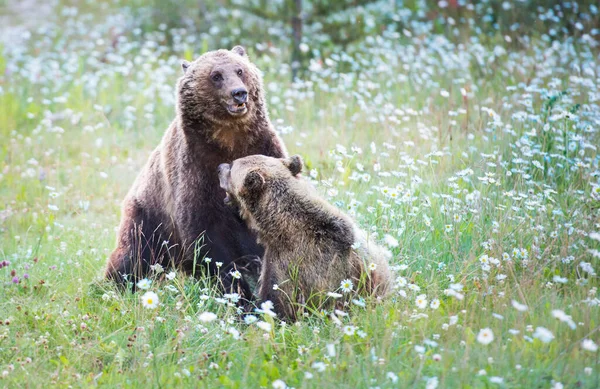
243 170 265 193
283 155 303 176
231 45 248 58
181 60 191 74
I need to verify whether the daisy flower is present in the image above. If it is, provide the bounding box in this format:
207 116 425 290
136 278 151 290
256 321 272 332
311 361 326 372
553 275 568 284
198 312 217 323
533 327 554 343
326 343 336 357
141 291 159 309
511 300 528 312
226 327 240 340
477 328 494 345
430 299 440 309
396 277 407 287
386 372 398 383
258 301 277 317
415 294 427 309
408 283 421 292
340 279 354 293
426 377 438 389
383 234 399 248
551 309 576 330
581 339 598 352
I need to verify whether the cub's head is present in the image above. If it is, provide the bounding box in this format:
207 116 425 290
218 154 303 210
178 46 264 122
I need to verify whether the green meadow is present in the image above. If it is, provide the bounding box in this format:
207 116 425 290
1 1 599 387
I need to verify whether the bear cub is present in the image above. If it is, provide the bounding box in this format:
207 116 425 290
218 154 393 320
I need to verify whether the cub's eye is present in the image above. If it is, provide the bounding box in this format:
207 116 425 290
236 69 243 77
212 73 223 82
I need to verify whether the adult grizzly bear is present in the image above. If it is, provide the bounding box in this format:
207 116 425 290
106 46 287 299
218 155 392 320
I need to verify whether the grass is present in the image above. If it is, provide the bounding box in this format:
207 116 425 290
1 2 600 388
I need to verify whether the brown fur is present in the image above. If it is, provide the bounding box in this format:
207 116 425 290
106 46 287 300
219 155 392 320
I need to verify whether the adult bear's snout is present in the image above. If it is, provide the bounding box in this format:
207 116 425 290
231 88 248 104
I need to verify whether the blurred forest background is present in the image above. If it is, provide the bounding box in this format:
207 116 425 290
137 0 599 79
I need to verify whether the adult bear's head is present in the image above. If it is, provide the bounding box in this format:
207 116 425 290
177 46 266 127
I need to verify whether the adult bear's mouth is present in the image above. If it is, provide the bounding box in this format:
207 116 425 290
226 102 248 116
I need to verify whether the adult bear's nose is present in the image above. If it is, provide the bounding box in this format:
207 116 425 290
231 88 248 104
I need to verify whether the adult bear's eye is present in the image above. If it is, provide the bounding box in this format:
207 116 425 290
237 69 243 77
212 73 223 82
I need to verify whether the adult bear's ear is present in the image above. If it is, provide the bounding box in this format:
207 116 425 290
231 45 248 59
243 170 265 193
283 155 303 176
181 60 191 74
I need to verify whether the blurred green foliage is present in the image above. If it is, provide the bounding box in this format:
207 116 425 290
119 0 599 79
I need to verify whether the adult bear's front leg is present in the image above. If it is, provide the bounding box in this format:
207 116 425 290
106 198 176 287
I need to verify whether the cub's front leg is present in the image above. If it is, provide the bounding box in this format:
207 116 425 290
257 259 296 321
